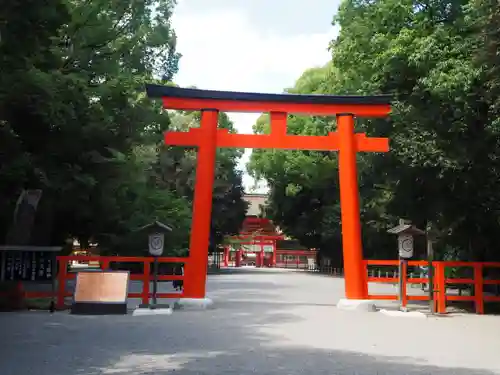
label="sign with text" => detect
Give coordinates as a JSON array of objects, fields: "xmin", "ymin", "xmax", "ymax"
[
  {"xmin": 148, "ymin": 233, "xmax": 164, "ymax": 256},
  {"xmin": 74, "ymin": 271, "xmax": 129, "ymax": 303},
  {"xmin": 0, "ymin": 247, "xmax": 60, "ymax": 282}
]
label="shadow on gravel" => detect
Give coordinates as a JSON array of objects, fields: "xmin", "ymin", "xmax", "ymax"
[
  {"xmin": 0, "ymin": 278, "xmax": 496, "ymax": 375},
  {"xmin": 0, "ymin": 313, "xmax": 494, "ymax": 375}
]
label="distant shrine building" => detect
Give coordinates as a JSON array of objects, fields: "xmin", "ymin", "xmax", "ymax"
[{"xmin": 222, "ymin": 193, "xmax": 317, "ymax": 268}]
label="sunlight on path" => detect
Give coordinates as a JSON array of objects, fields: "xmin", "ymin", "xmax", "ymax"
[{"xmin": 1, "ymin": 268, "xmax": 499, "ymax": 375}]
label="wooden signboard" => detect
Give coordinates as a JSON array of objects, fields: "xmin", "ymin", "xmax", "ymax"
[
  {"xmin": 71, "ymin": 271, "xmax": 130, "ymax": 315},
  {"xmin": 2, "ymin": 251, "xmax": 54, "ymax": 281},
  {"xmin": 0, "ymin": 246, "xmax": 61, "ymax": 283}
]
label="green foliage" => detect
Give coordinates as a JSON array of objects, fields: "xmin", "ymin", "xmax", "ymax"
[
  {"xmin": 156, "ymin": 111, "xmax": 248, "ymax": 253},
  {"xmin": 249, "ymin": 0, "xmax": 500, "ymax": 264},
  {"xmin": 0, "ymin": 0, "xmax": 246, "ymax": 256}
]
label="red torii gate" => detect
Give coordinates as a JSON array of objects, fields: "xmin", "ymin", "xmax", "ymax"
[
  {"xmin": 227, "ymin": 217, "xmax": 284, "ymax": 267},
  {"xmin": 146, "ymin": 84, "xmax": 392, "ymax": 301}
]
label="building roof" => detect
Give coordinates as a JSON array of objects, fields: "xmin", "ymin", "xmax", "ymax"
[
  {"xmin": 135, "ymin": 221, "xmax": 172, "ymax": 233},
  {"xmin": 243, "ymin": 194, "xmax": 268, "ymax": 216},
  {"xmin": 146, "ymin": 84, "xmax": 393, "ymax": 106},
  {"xmin": 240, "ymin": 217, "xmax": 281, "ymax": 237},
  {"xmin": 387, "ymin": 224, "xmax": 426, "ymax": 236}
]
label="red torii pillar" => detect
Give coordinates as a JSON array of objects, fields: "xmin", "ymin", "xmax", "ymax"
[
  {"xmin": 146, "ymin": 84, "xmax": 391, "ymax": 300},
  {"xmin": 223, "ymin": 246, "xmax": 229, "ymax": 267},
  {"xmin": 235, "ymin": 249, "xmax": 242, "ymax": 268},
  {"xmin": 271, "ymin": 241, "xmax": 277, "ymax": 267},
  {"xmin": 258, "ymin": 243, "xmax": 264, "ymax": 268}
]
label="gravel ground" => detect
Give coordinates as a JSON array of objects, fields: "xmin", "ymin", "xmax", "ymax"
[{"xmin": 1, "ymin": 268, "xmax": 499, "ymax": 375}]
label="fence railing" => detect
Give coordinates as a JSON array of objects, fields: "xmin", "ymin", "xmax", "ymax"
[
  {"xmin": 0, "ymin": 256, "xmax": 188, "ymax": 309},
  {"xmin": 4, "ymin": 257, "xmax": 500, "ymax": 314},
  {"xmin": 364, "ymin": 260, "xmax": 500, "ymax": 314},
  {"xmin": 295, "ymin": 265, "xmax": 345, "ymax": 274},
  {"xmin": 274, "ymin": 262, "xmax": 316, "ymax": 270},
  {"xmin": 297, "ymin": 261, "xmax": 500, "ymax": 314},
  {"xmin": 55, "ymin": 256, "xmax": 187, "ymax": 309}
]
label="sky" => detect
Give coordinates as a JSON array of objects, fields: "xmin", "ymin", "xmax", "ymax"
[{"xmin": 172, "ymin": 0, "xmax": 341, "ymax": 192}]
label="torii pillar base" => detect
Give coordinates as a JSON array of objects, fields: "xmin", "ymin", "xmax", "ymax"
[
  {"xmin": 173, "ymin": 298, "xmax": 215, "ymax": 311},
  {"xmin": 337, "ymin": 298, "xmax": 377, "ymax": 312}
]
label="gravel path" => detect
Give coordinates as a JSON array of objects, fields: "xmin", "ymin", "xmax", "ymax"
[{"xmin": 1, "ymin": 268, "xmax": 499, "ymax": 375}]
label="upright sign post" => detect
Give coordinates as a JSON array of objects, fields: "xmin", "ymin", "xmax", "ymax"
[
  {"xmin": 148, "ymin": 232, "xmax": 164, "ymax": 307},
  {"xmin": 398, "ymin": 231, "xmax": 413, "ymax": 312},
  {"xmin": 425, "ymin": 223, "xmax": 439, "ymax": 314},
  {"xmin": 134, "ymin": 221, "xmax": 172, "ymax": 310},
  {"xmin": 388, "ymin": 220, "xmax": 426, "ymax": 312}
]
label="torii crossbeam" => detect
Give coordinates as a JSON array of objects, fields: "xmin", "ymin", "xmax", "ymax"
[{"xmin": 146, "ymin": 84, "xmax": 392, "ymax": 301}]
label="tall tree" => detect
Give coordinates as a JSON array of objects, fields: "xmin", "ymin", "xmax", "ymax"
[
  {"xmin": 249, "ymin": 0, "xmax": 500, "ymax": 263},
  {"xmin": 0, "ymin": 0, "xmax": 189, "ymax": 253},
  {"xmin": 156, "ymin": 110, "xmax": 248, "ymax": 253}
]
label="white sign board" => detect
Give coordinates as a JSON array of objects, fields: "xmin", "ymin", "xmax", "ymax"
[
  {"xmin": 148, "ymin": 233, "xmax": 164, "ymax": 256},
  {"xmin": 398, "ymin": 234, "xmax": 414, "ymax": 258}
]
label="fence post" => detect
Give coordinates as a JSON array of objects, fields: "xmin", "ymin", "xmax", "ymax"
[
  {"xmin": 474, "ymin": 264, "xmax": 484, "ymax": 314},
  {"xmin": 56, "ymin": 258, "xmax": 68, "ymax": 309},
  {"xmin": 142, "ymin": 260, "xmax": 151, "ymax": 305},
  {"xmin": 101, "ymin": 258, "xmax": 110, "ymax": 270},
  {"xmin": 435, "ymin": 262, "xmax": 446, "ymax": 314},
  {"xmin": 363, "ymin": 261, "xmax": 369, "ymax": 293},
  {"xmin": 401, "ymin": 260, "xmax": 408, "ymax": 308}
]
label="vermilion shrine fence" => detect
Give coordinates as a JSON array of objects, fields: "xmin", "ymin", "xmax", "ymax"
[
  {"xmin": 146, "ymin": 84, "xmax": 392, "ymax": 300},
  {"xmin": 5, "ymin": 256, "xmax": 500, "ymax": 314},
  {"xmin": 365, "ymin": 260, "xmax": 500, "ymax": 314},
  {"xmin": 56, "ymin": 256, "xmax": 185, "ymax": 308}
]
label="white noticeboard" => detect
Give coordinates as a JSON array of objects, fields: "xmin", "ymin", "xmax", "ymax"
[
  {"xmin": 398, "ymin": 234, "xmax": 414, "ymax": 259},
  {"xmin": 148, "ymin": 233, "xmax": 164, "ymax": 256}
]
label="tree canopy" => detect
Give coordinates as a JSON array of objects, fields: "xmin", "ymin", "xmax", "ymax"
[
  {"xmin": 249, "ymin": 0, "xmax": 500, "ymax": 265},
  {"xmin": 0, "ymin": 0, "xmax": 247, "ymax": 256},
  {"xmin": 3, "ymin": 0, "xmax": 499, "ymax": 263}
]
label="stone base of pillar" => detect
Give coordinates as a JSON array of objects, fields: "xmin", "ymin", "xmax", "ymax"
[
  {"xmin": 133, "ymin": 304, "xmax": 173, "ymax": 316},
  {"xmin": 337, "ymin": 298, "xmax": 377, "ymax": 312},
  {"xmin": 173, "ymin": 297, "xmax": 214, "ymax": 311}
]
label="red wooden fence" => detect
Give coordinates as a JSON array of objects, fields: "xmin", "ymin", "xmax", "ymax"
[
  {"xmin": 365, "ymin": 260, "xmax": 500, "ymax": 314},
  {"xmin": 4, "ymin": 256, "xmax": 500, "ymax": 314},
  {"xmin": 55, "ymin": 256, "xmax": 187, "ymax": 309},
  {"xmin": 0, "ymin": 256, "xmax": 187, "ymax": 309}
]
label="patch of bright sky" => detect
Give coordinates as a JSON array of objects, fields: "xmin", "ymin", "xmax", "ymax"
[{"xmin": 172, "ymin": 0, "xmax": 341, "ymax": 192}]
